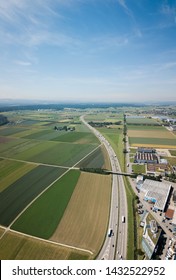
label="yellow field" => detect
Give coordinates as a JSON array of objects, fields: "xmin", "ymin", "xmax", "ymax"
[
  {"xmin": 51, "ymin": 172, "xmax": 112, "ymax": 256},
  {"xmin": 0, "ymin": 163, "xmax": 37, "ymax": 192},
  {"xmin": 12, "ymin": 129, "xmax": 38, "ymax": 138},
  {"xmin": 0, "ymin": 227, "xmax": 5, "ymax": 237},
  {"xmin": 130, "ymin": 143, "xmax": 176, "ymax": 149},
  {"xmin": 128, "ymin": 130, "xmax": 175, "ymax": 139},
  {"xmin": 59, "ymin": 119, "xmax": 71, "ymax": 123},
  {"xmin": 0, "ymin": 231, "xmax": 90, "ymax": 260}
]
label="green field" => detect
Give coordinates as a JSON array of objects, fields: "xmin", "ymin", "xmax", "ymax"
[
  {"xmin": 127, "ymin": 125, "xmax": 165, "ymax": 131},
  {"xmin": 0, "ymin": 135, "xmax": 98, "ymax": 167},
  {"xmin": 163, "ymin": 156, "xmax": 176, "ymax": 166},
  {"xmin": 0, "ymin": 166, "xmax": 66, "ymax": 226},
  {"xmin": 51, "ymin": 131, "xmax": 99, "ymax": 144},
  {"xmin": 13, "ymin": 141, "xmax": 98, "ymax": 166},
  {"xmin": 132, "ymin": 164, "xmax": 146, "ymax": 174},
  {"xmin": 0, "ymin": 127, "xmax": 28, "ymax": 136},
  {"xmin": 0, "ymin": 159, "xmax": 36, "ymax": 192},
  {"xmin": 126, "ymin": 117, "xmax": 159, "ymax": 124},
  {"xmin": 76, "ymin": 146, "xmax": 105, "ymax": 168},
  {"xmin": 97, "ymin": 127, "xmax": 124, "ymax": 167},
  {"xmin": 12, "ymin": 170, "xmax": 80, "ymax": 239},
  {"xmin": 0, "ymin": 138, "xmax": 39, "ymax": 156},
  {"xmin": 129, "ymin": 137, "xmax": 176, "ymax": 146},
  {"xmin": 0, "ymin": 108, "xmax": 130, "ymax": 259},
  {"xmin": 169, "ymin": 150, "xmax": 176, "ymax": 156},
  {"xmin": 21, "ymin": 129, "xmax": 57, "ymax": 140}
]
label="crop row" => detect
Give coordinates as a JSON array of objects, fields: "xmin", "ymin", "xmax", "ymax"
[
  {"xmin": 0, "ymin": 166, "xmax": 65, "ymax": 226},
  {"xmin": 12, "ymin": 170, "xmax": 80, "ymax": 239}
]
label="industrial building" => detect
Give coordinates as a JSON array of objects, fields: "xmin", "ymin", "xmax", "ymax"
[
  {"xmin": 172, "ymin": 209, "xmax": 176, "ymax": 232},
  {"xmin": 136, "ymin": 175, "xmax": 144, "ymax": 189},
  {"xmin": 170, "ymin": 125, "xmax": 176, "ymax": 131},
  {"xmin": 138, "ymin": 147, "xmax": 156, "ymax": 153},
  {"xmin": 165, "ymin": 208, "xmax": 174, "ymax": 220},
  {"xmin": 140, "ymin": 179, "xmax": 172, "ymax": 211},
  {"xmin": 135, "ymin": 152, "xmax": 158, "ymax": 164},
  {"xmin": 173, "ymin": 190, "xmax": 176, "ymax": 206},
  {"xmin": 141, "ymin": 213, "xmax": 162, "ymax": 259},
  {"xmin": 147, "ymin": 163, "xmax": 169, "ymax": 175},
  {"xmin": 134, "ymin": 147, "xmax": 158, "ymax": 164}
]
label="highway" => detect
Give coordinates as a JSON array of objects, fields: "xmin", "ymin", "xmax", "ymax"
[{"xmin": 80, "ymin": 116, "xmax": 128, "ymax": 260}]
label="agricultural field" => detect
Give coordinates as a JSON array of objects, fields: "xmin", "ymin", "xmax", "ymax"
[
  {"xmin": 162, "ymin": 156, "xmax": 176, "ymax": 166},
  {"xmin": 0, "ymin": 165, "xmax": 66, "ymax": 226},
  {"xmin": 51, "ymin": 131, "xmax": 99, "ymax": 144},
  {"xmin": 76, "ymin": 145, "xmax": 111, "ymax": 169},
  {"xmin": 0, "ymin": 137, "xmax": 98, "ymax": 167},
  {"xmin": 51, "ymin": 172, "xmax": 111, "ymax": 255},
  {"xmin": 14, "ymin": 142, "xmax": 98, "ymax": 166},
  {"xmin": 84, "ymin": 113, "xmax": 110, "ymax": 121},
  {"xmin": 128, "ymin": 124, "xmax": 176, "ymax": 149},
  {"xmin": 0, "ymin": 231, "xmax": 90, "ymax": 260},
  {"xmin": 129, "ymin": 137, "xmax": 176, "ymax": 148},
  {"xmin": 0, "ymin": 138, "xmax": 39, "ymax": 156},
  {"xmin": 0, "ymin": 159, "xmax": 36, "ymax": 192},
  {"xmin": 128, "ymin": 128, "xmax": 175, "ymax": 139},
  {"xmin": 0, "ymin": 108, "xmax": 117, "ymax": 259},
  {"xmin": 169, "ymin": 150, "xmax": 176, "ymax": 156},
  {"xmin": 127, "ymin": 125, "xmax": 167, "ymax": 131},
  {"xmin": 126, "ymin": 117, "xmax": 159, "ymax": 125},
  {"xmin": 12, "ymin": 170, "xmax": 80, "ymax": 239},
  {"xmin": 0, "ymin": 127, "xmax": 27, "ymax": 136},
  {"xmin": 0, "ymin": 227, "xmax": 5, "ymax": 237}
]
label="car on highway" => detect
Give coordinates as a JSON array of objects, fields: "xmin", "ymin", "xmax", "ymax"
[{"xmin": 108, "ymin": 228, "xmax": 113, "ymax": 237}]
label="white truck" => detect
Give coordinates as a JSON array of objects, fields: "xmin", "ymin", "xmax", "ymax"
[{"xmin": 108, "ymin": 228, "xmax": 113, "ymax": 237}]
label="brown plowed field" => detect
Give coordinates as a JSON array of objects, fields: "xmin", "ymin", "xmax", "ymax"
[{"xmin": 50, "ymin": 172, "xmax": 111, "ymax": 255}]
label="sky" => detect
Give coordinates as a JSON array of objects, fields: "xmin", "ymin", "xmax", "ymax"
[{"xmin": 0, "ymin": 0, "xmax": 176, "ymax": 103}]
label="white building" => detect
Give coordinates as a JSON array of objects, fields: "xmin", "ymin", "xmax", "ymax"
[{"xmin": 140, "ymin": 179, "xmax": 172, "ymax": 211}]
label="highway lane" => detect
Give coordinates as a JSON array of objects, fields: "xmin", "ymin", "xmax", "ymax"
[{"xmin": 80, "ymin": 115, "xmax": 128, "ymax": 260}]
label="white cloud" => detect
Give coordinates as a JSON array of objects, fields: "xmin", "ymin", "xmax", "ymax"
[
  {"xmin": 0, "ymin": 0, "xmax": 82, "ymax": 51},
  {"xmin": 160, "ymin": 1, "xmax": 176, "ymax": 24},
  {"xmin": 117, "ymin": 0, "xmax": 142, "ymax": 37},
  {"xmin": 117, "ymin": 0, "xmax": 133, "ymax": 18},
  {"xmin": 14, "ymin": 60, "xmax": 32, "ymax": 66},
  {"xmin": 0, "ymin": 0, "xmax": 26, "ymax": 21}
]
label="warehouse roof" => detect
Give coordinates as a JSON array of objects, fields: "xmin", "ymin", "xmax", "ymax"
[
  {"xmin": 165, "ymin": 208, "xmax": 174, "ymax": 219},
  {"xmin": 141, "ymin": 179, "xmax": 172, "ymax": 211}
]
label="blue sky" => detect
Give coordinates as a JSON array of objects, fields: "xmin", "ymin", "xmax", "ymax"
[{"xmin": 0, "ymin": 0, "xmax": 176, "ymax": 103}]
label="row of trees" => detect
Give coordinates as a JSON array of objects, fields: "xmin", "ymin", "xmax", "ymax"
[
  {"xmin": 54, "ymin": 126, "xmax": 75, "ymax": 131},
  {"xmin": 88, "ymin": 121, "xmax": 121, "ymax": 127}
]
